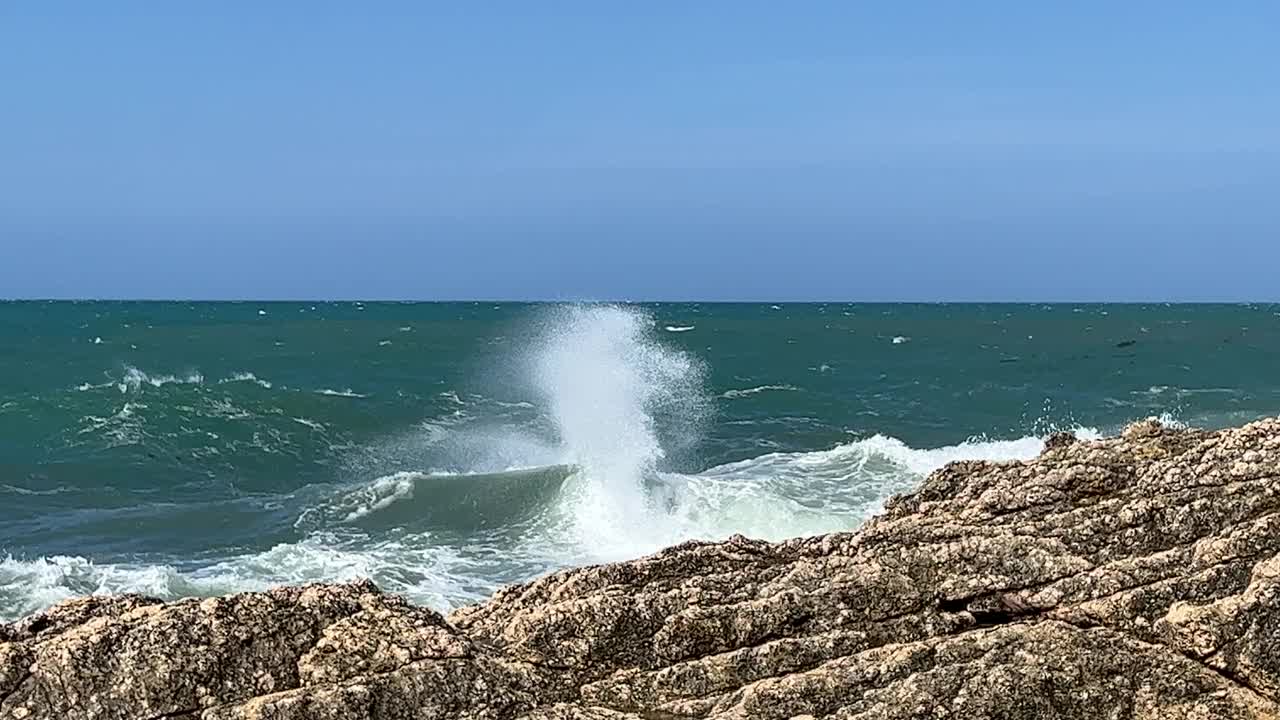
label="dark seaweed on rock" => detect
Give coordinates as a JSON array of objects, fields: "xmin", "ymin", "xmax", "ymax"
[{"xmin": 7, "ymin": 417, "xmax": 1280, "ymax": 719}]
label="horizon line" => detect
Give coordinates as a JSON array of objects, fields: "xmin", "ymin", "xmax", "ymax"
[{"xmin": 3, "ymin": 298, "xmax": 1278, "ymax": 305}]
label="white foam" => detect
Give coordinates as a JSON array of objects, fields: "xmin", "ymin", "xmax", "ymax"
[
  {"xmin": 492, "ymin": 400, "xmax": 536, "ymax": 409},
  {"xmin": 0, "ymin": 538, "xmax": 497, "ymax": 622},
  {"xmin": 332, "ymin": 472, "xmax": 417, "ymax": 524},
  {"xmin": 665, "ymin": 325, "xmax": 695, "ymax": 333},
  {"xmin": 204, "ymin": 398, "xmax": 251, "ymax": 420},
  {"xmin": 892, "ymin": 336, "xmax": 910, "ymax": 345},
  {"xmin": 0, "ymin": 484, "xmax": 72, "ymax": 496},
  {"xmin": 292, "ymin": 417, "xmax": 326, "ymax": 431},
  {"xmin": 1155, "ymin": 412, "xmax": 1188, "ymax": 430},
  {"xmin": 721, "ymin": 384, "xmax": 798, "ymax": 399},
  {"xmin": 645, "ymin": 430, "xmax": 1088, "ymax": 544},
  {"xmin": 316, "ymin": 389, "xmax": 368, "ymax": 399},
  {"xmin": 220, "ymin": 372, "xmax": 273, "ymax": 389},
  {"xmin": 0, "ymin": 555, "xmax": 185, "ymax": 622},
  {"xmin": 117, "ymin": 367, "xmax": 204, "ymax": 394},
  {"xmin": 77, "ymin": 402, "xmax": 146, "ymax": 447}
]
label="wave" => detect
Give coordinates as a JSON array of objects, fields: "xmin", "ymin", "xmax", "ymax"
[
  {"xmin": 1142, "ymin": 386, "xmax": 1240, "ymax": 396},
  {"xmin": 605, "ymin": 427, "xmax": 1097, "ymax": 558},
  {"xmin": 0, "ymin": 538, "xmax": 502, "ymax": 623},
  {"xmin": 296, "ymin": 465, "xmax": 577, "ymax": 533},
  {"xmin": 721, "ymin": 384, "xmax": 799, "ymax": 399},
  {"xmin": 0, "ymin": 484, "xmax": 75, "ymax": 496},
  {"xmin": 664, "ymin": 325, "xmax": 695, "ymax": 333},
  {"xmin": 117, "ymin": 367, "xmax": 204, "ymax": 393},
  {"xmin": 219, "ymin": 372, "xmax": 273, "ymax": 389},
  {"xmin": 77, "ymin": 403, "xmax": 146, "ymax": 447},
  {"xmin": 0, "ymin": 555, "xmax": 185, "ymax": 622},
  {"xmin": 292, "ymin": 417, "xmax": 326, "ymax": 432},
  {"xmin": 77, "ymin": 369, "xmax": 276, "ymax": 395},
  {"xmin": 316, "ymin": 389, "xmax": 368, "ymax": 399},
  {"xmin": 291, "ymin": 418, "xmax": 1100, "ymax": 577}
]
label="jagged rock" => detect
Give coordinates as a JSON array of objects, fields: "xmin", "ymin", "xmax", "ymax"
[
  {"xmin": 6, "ymin": 418, "xmax": 1280, "ymax": 719},
  {"xmin": 1042, "ymin": 430, "xmax": 1078, "ymax": 451}
]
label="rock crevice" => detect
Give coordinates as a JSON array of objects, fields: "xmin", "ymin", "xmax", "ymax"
[{"xmin": 7, "ymin": 418, "xmax": 1280, "ymax": 718}]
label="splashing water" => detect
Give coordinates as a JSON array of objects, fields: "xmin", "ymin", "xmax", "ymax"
[{"xmin": 529, "ymin": 305, "xmax": 708, "ymax": 558}]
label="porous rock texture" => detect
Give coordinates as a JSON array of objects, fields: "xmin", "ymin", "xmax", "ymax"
[{"xmin": 6, "ymin": 418, "xmax": 1280, "ymax": 719}]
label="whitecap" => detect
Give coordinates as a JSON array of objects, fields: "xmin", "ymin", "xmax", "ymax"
[
  {"xmin": 116, "ymin": 367, "xmax": 204, "ymax": 394},
  {"xmin": 721, "ymin": 384, "xmax": 799, "ymax": 399},
  {"xmin": 1, "ymin": 485, "xmax": 73, "ymax": 496},
  {"xmin": 316, "ymin": 389, "xmax": 367, "ymax": 399},
  {"xmin": 219, "ymin": 372, "xmax": 273, "ymax": 389}
]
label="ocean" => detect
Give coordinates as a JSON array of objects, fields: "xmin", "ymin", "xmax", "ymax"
[{"xmin": 2, "ymin": 301, "xmax": 1278, "ymax": 622}]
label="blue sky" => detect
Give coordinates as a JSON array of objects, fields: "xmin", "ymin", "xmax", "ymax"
[{"xmin": 2, "ymin": 3, "xmax": 1277, "ymax": 300}]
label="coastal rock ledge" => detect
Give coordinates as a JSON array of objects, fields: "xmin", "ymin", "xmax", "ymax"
[{"xmin": 7, "ymin": 419, "xmax": 1280, "ymax": 719}]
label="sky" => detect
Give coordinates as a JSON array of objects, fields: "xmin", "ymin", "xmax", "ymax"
[{"xmin": 1, "ymin": 3, "xmax": 1278, "ymax": 301}]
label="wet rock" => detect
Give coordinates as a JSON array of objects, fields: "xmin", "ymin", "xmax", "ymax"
[
  {"xmin": 1042, "ymin": 430, "xmax": 1078, "ymax": 451},
  {"xmin": 7, "ymin": 419, "xmax": 1280, "ymax": 718}
]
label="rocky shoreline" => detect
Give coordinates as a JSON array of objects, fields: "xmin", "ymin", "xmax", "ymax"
[{"xmin": 5, "ymin": 417, "xmax": 1280, "ymax": 719}]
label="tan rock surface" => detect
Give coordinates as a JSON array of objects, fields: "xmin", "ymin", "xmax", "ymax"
[{"xmin": 6, "ymin": 418, "xmax": 1280, "ymax": 719}]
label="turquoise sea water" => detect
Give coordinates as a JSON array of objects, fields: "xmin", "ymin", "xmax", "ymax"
[{"xmin": 2, "ymin": 301, "xmax": 1278, "ymax": 621}]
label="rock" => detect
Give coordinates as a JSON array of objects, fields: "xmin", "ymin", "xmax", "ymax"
[
  {"xmin": 7, "ymin": 418, "xmax": 1280, "ymax": 718},
  {"xmin": 1042, "ymin": 430, "xmax": 1078, "ymax": 451}
]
